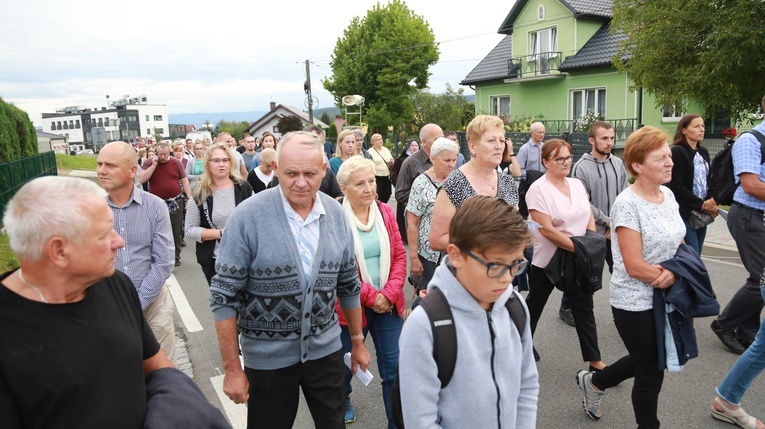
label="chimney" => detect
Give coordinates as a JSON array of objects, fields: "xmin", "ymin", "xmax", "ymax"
[{"xmin": 270, "ymin": 101, "xmax": 276, "ymax": 112}]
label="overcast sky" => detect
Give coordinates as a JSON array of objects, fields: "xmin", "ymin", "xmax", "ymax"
[{"xmin": 0, "ymin": 0, "xmax": 514, "ymax": 126}]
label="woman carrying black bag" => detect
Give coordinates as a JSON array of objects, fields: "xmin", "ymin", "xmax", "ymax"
[{"xmin": 185, "ymin": 143, "xmax": 253, "ymax": 285}]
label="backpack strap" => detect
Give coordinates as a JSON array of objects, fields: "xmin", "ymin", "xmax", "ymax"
[
  {"xmin": 745, "ymin": 129, "xmax": 765, "ymax": 163},
  {"xmin": 419, "ymin": 287, "xmax": 457, "ymax": 388},
  {"xmin": 504, "ymin": 291, "xmax": 527, "ymax": 339}
]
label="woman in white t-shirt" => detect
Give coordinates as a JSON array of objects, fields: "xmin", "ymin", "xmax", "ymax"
[
  {"xmin": 525, "ymin": 139, "xmax": 605, "ymax": 372},
  {"xmin": 575, "ymin": 126, "xmax": 684, "ymax": 428},
  {"xmin": 368, "ymin": 133, "xmax": 394, "ymax": 203}
]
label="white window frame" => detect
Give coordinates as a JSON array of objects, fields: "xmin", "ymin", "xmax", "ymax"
[
  {"xmin": 491, "ymin": 95, "xmax": 511, "ymax": 117},
  {"xmin": 529, "ymin": 27, "xmax": 558, "ymax": 74},
  {"xmin": 571, "ymin": 88, "xmax": 607, "ymax": 120},
  {"xmin": 661, "ymin": 102, "xmax": 686, "ymax": 122}
]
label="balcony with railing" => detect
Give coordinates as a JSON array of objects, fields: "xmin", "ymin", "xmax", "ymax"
[{"xmin": 506, "ymin": 52, "xmax": 564, "ymax": 80}]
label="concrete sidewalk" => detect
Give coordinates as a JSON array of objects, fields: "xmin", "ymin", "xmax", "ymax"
[{"xmin": 701, "ymin": 214, "xmax": 741, "ymax": 262}]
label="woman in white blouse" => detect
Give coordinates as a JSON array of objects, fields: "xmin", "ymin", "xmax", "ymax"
[{"xmin": 575, "ymin": 126, "xmax": 684, "ymax": 428}]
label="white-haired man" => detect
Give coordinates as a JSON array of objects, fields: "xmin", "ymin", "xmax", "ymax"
[
  {"xmin": 210, "ymin": 131, "xmax": 370, "ymax": 428},
  {"xmin": 0, "ymin": 177, "xmax": 177, "ymax": 427}
]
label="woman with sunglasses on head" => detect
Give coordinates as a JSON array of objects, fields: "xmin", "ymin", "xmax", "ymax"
[{"xmin": 524, "ymin": 139, "xmax": 607, "ymax": 373}]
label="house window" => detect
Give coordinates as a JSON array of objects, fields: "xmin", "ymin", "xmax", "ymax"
[
  {"xmin": 153, "ymin": 115, "xmax": 163, "ymax": 121},
  {"xmin": 147, "ymin": 129, "xmax": 151, "ymax": 135},
  {"xmin": 75, "ymin": 120, "xmax": 80, "ymax": 129},
  {"xmin": 104, "ymin": 118, "xmax": 110, "ymax": 126},
  {"xmin": 662, "ymin": 102, "xmax": 685, "ymax": 121},
  {"xmin": 50, "ymin": 123, "xmax": 55, "ymax": 131},
  {"xmin": 154, "ymin": 128, "xmax": 163, "ymax": 136},
  {"xmin": 571, "ymin": 88, "xmax": 607, "ymax": 120},
  {"xmin": 529, "ymin": 27, "xmax": 557, "ymax": 74},
  {"xmin": 97, "ymin": 118, "xmax": 103, "ymax": 127},
  {"xmin": 538, "ymin": 6, "xmax": 545, "ymax": 20},
  {"xmin": 63, "ymin": 121, "xmax": 68, "ymax": 130},
  {"xmin": 491, "ymin": 96, "xmax": 511, "ymax": 117},
  {"xmin": 146, "ymin": 115, "xmax": 150, "ymax": 121},
  {"xmin": 57, "ymin": 121, "xmax": 62, "ymax": 130}
]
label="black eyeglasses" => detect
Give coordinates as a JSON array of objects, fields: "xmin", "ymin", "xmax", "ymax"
[
  {"xmin": 461, "ymin": 248, "xmax": 528, "ymax": 278},
  {"xmin": 552, "ymin": 156, "xmax": 573, "ymax": 165}
]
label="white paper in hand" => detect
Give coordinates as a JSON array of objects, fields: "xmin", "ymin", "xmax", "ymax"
[{"xmin": 344, "ymin": 352, "xmax": 374, "ymax": 386}]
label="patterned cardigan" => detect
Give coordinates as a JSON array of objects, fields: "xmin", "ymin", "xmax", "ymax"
[{"xmin": 210, "ymin": 187, "xmax": 361, "ymax": 370}]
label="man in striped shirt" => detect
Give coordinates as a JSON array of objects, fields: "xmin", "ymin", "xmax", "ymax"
[{"xmin": 98, "ymin": 141, "xmax": 177, "ymax": 362}]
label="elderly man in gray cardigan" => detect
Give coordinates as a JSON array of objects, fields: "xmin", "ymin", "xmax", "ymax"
[{"xmin": 210, "ymin": 131, "xmax": 370, "ymax": 429}]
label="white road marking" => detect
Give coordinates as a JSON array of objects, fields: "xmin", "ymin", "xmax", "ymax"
[
  {"xmin": 210, "ymin": 374, "xmax": 247, "ymax": 429},
  {"xmin": 166, "ymin": 273, "xmax": 204, "ymax": 332}
]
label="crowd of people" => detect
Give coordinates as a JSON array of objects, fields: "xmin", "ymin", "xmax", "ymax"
[{"xmin": 2, "ymin": 97, "xmax": 765, "ymax": 429}]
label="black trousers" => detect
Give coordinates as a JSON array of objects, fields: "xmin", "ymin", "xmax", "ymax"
[
  {"xmin": 591, "ymin": 308, "xmax": 664, "ymax": 429},
  {"xmin": 526, "ymin": 264, "xmax": 602, "ymax": 362},
  {"xmin": 719, "ymin": 203, "xmax": 765, "ymax": 339},
  {"xmin": 244, "ymin": 349, "xmax": 345, "ymax": 429},
  {"xmin": 376, "ymin": 175, "xmax": 392, "ymax": 204}
]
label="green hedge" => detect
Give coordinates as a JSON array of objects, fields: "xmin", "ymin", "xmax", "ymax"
[{"xmin": 0, "ymin": 97, "xmax": 37, "ymax": 163}]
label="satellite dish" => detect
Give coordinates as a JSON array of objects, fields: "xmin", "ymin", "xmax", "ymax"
[{"xmin": 342, "ymin": 95, "xmax": 364, "ymax": 106}]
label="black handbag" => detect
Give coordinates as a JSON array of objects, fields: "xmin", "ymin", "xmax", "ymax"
[{"xmin": 689, "ymin": 209, "xmax": 714, "ymax": 230}]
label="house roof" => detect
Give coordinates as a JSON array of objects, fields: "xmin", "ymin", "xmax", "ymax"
[
  {"xmin": 498, "ymin": 0, "xmax": 612, "ymax": 34},
  {"xmin": 558, "ymin": 22, "xmax": 628, "ymax": 71},
  {"xmin": 36, "ymin": 130, "xmax": 67, "ymax": 139},
  {"xmin": 245, "ymin": 104, "xmax": 329, "ymax": 135},
  {"xmin": 460, "ymin": 35, "xmax": 514, "ymax": 86}
]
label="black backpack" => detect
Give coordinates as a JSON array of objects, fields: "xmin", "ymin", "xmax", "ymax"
[
  {"xmin": 708, "ymin": 130, "xmax": 765, "ymax": 206},
  {"xmin": 390, "ymin": 287, "xmax": 527, "ymax": 429}
]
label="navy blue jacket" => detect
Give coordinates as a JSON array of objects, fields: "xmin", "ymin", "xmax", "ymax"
[{"xmin": 654, "ymin": 244, "xmax": 719, "ymax": 370}]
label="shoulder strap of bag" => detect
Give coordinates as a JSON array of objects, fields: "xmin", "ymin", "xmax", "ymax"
[
  {"xmin": 419, "ymin": 287, "xmax": 457, "ymax": 388},
  {"xmin": 505, "ymin": 291, "xmax": 527, "ymax": 339},
  {"xmin": 421, "ymin": 286, "xmax": 526, "ymax": 388},
  {"xmin": 744, "ymin": 129, "xmax": 765, "ymax": 163}
]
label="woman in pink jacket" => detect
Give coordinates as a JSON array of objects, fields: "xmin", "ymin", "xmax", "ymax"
[{"xmin": 335, "ymin": 156, "xmax": 407, "ymax": 427}]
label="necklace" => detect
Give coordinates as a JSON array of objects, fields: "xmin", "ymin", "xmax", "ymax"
[
  {"xmin": 470, "ymin": 162, "xmax": 496, "ymax": 190},
  {"xmin": 18, "ymin": 269, "xmax": 48, "ymax": 303}
]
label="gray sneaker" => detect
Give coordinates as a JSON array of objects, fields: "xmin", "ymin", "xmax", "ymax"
[{"xmin": 576, "ymin": 370, "xmax": 605, "ymax": 420}]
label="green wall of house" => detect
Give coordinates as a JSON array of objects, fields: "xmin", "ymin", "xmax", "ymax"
[
  {"xmin": 472, "ymin": 0, "xmax": 710, "ymax": 130},
  {"xmin": 476, "ymin": 69, "xmax": 636, "ymax": 121}
]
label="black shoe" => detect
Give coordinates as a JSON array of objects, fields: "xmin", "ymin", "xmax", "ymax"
[
  {"xmin": 533, "ymin": 347, "xmax": 540, "ymax": 361},
  {"xmin": 736, "ymin": 330, "xmax": 755, "ymax": 350},
  {"xmin": 175, "ymin": 260, "xmax": 181, "ymax": 267},
  {"xmin": 711, "ymin": 319, "xmax": 745, "ymax": 354},
  {"xmin": 559, "ymin": 306, "xmax": 576, "ymax": 327},
  {"xmin": 181, "ymin": 240, "xmax": 186, "ymax": 247}
]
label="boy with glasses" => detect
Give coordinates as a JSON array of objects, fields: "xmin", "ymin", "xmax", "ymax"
[{"xmin": 398, "ymin": 196, "xmax": 539, "ymax": 429}]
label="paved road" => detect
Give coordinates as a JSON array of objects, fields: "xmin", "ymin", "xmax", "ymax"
[{"xmin": 169, "ymin": 215, "xmax": 763, "ymax": 429}]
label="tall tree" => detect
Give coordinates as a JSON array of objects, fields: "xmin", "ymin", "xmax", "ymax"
[
  {"xmin": 612, "ymin": 0, "xmax": 765, "ymax": 121},
  {"xmin": 323, "ymin": 0, "xmax": 438, "ymax": 134}
]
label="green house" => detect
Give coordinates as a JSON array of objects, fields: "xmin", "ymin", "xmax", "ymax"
[{"xmin": 461, "ymin": 0, "xmax": 709, "ymax": 142}]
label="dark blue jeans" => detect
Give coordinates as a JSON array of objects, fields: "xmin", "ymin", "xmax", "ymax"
[
  {"xmin": 341, "ymin": 307, "xmax": 403, "ymax": 429},
  {"xmin": 683, "ymin": 217, "xmax": 707, "ymax": 255}
]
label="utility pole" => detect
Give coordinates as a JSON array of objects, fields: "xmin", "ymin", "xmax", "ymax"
[{"xmin": 304, "ymin": 60, "xmax": 314, "ymax": 124}]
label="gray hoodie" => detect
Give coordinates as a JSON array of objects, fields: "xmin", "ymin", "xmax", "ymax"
[
  {"xmin": 398, "ymin": 258, "xmax": 539, "ymax": 429},
  {"xmin": 572, "ymin": 152, "xmax": 629, "ymax": 235}
]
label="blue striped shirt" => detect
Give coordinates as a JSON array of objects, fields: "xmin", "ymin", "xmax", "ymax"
[
  {"xmin": 733, "ymin": 121, "xmax": 765, "ymax": 209},
  {"xmin": 107, "ymin": 187, "xmax": 175, "ymax": 310}
]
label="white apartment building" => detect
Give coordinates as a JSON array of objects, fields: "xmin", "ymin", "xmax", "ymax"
[{"xmin": 41, "ymin": 94, "xmax": 169, "ymax": 150}]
